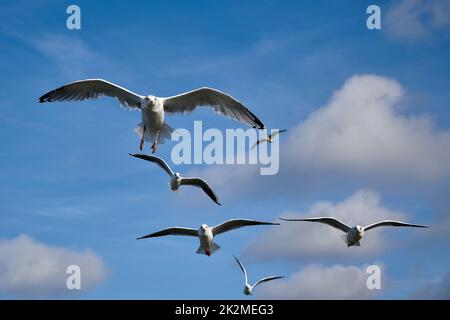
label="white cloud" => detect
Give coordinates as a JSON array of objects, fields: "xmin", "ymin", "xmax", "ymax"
[
  {"xmin": 255, "ymin": 264, "xmax": 382, "ymax": 300},
  {"xmin": 286, "ymin": 74, "xmax": 450, "ymax": 183},
  {"xmin": 191, "ymin": 74, "xmax": 450, "ymax": 203},
  {"xmin": 244, "ymin": 190, "xmax": 411, "ymax": 260},
  {"xmin": 386, "ymin": 0, "xmax": 450, "ymax": 40},
  {"xmin": 0, "ymin": 235, "xmax": 107, "ymax": 297}
]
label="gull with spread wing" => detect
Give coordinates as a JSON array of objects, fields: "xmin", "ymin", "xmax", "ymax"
[
  {"xmin": 39, "ymin": 79, "xmax": 265, "ymax": 153},
  {"xmin": 251, "ymin": 129, "xmax": 287, "ymax": 149},
  {"xmin": 280, "ymin": 217, "xmax": 428, "ymax": 247},
  {"xmin": 137, "ymin": 219, "xmax": 279, "ymax": 256},
  {"xmin": 129, "ymin": 153, "xmax": 220, "ymax": 205},
  {"xmin": 233, "ymin": 254, "xmax": 284, "ymax": 295}
]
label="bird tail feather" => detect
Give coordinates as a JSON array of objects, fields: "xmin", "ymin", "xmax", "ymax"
[
  {"xmin": 134, "ymin": 122, "xmax": 145, "ymax": 139},
  {"xmin": 196, "ymin": 245, "xmax": 207, "ymax": 255},
  {"xmin": 212, "ymin": 242, "xmax": 221, "ymax": 253},
  {"xmin": 159, "ymin": 122, "xmax": 174, "ymax": 144},
  {"xmin": 134, "ymin": 122, "xmax": 174, "ymax": 145},
  {"xmin": 340, "ymin": 234, "xmax": 349, "ymax": 245},
  {"xmin": 195, "ymin": 242, "xmax": 221, "ymax": 256}
]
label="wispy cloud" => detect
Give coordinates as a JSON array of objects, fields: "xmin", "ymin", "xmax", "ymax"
[{"xmin": 31, "ymin": 34, "xmax": 108, "ymax": 78}]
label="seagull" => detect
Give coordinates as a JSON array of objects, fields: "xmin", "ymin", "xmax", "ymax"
[
  {"xmin": 279, "ymin": 217, "xmax": 428, "ymax": 247},
  {"xmin": 129, "ymin": 153, "xmax": 220, "ymax": 205},
  {"xmin": 39, "ymin": 79, "xmax": 265, "ymax": 153},
  {"xmin": 233, "ymin": 254, "xmax": 284, "ymax": 295},
  {"xmin": 251, "ymin": 129, "xmax": 287, "ymax": 149},
  {"xmin": 137, "ymin": 219, "xmax": 279, "ymax": 256}
]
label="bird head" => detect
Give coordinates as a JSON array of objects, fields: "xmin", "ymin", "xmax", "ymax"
[
  {"xmin": 355, "ymin": 225, "xmax": 364, "ymax": 235},
  {"xmin": 142, "ymin": 95, "xmax": 156, "ymax": 107},
  {"xmin": 200, "ymin": 224, "xmax": 209, "ymax": 230}
]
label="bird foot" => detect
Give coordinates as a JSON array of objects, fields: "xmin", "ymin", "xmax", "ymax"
[
  {"xmin": 139, "ymin": 139, "xmax": 144, "ymax": 151},
  {"xmin": 151, "ymin": 143, "xmax": 157, "ymax": 154}
]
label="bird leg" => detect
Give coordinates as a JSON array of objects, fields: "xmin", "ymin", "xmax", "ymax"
[
  {"xmin": 139, "ymin": 126, "xmax": 146, "ymax": 151},
  {"xmin": 151, "ymin": 129, "xmax": 160, "ymax": 154}
]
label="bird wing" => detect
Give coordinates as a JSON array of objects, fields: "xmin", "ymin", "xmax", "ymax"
[
  {"xmin": 129, "ymin": 153, "xmax": 174, "ymax": 176},
  {"xmin": 233, "ymin": 254, "xmax": 248, "ymax": 285},
  {"xmin": 363, "ymin": 220, "xmax": 428, "ymax": 232},
  {"xmin": 212, "ymin": 219, "xmax": 279, "ymax": 236},
  {"xmin": 268, "ymin": 129, "xmax": 288, "ymax": 139},
  {"xmin": 253, "ymin": 276, "xmax": 285, "ymax": 289},
  {"xmin": 162, "ymin": 87, "xmax": 265, "ymax": 129},
  {"xmin": 279, "ymin": 217, "xmax": 352, "ymax": 233},
  {"xmin": 137, "ymin": 227, "xmax": 197, "ymax": 239},
  {"xmin": 251, "ymin": 139, "xmax": 267, "ymax": 150},
  {"xmin": 39, "ymin": 79, "xmax": 144, "ymax": 109},
  {"xmin": 179, "ymin": 177, "xmax": 221, "ymax": 205}
]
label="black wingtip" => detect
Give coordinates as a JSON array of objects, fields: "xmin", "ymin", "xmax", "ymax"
[
  {"xmin": 39, "ymin": 92, "xmax": 51, "ymax": 103},
  {"xmin": 253, "ymin": 124, "xmax": 265, "ymax": 129},
  {"xmin": 129, "ymin": 153, "xmax": 141, "ymax": 158},
  {"xmin": 252, "ymin": 114, "xmax": 265, "ymax": 129}
]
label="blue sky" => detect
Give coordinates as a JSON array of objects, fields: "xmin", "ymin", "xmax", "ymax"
[{"xmin": 1, "ymin": 0, "xmax": 450, "ymax": 299}]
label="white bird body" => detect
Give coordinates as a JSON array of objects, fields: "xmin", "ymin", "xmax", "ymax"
[
  {"xmin": 135, "ymin": 95, "xmax": 169, "ymax": 152},
  {"xmin": 280, "ymin": 217, "xmax": 427, "ymax": 247},
  {"xmin": 141, "ymin": 96, "xmax": 165, "ymax": 133},
  {"xmin": 344, "ymin": 226, "xmax": 364, "ymax": 246},
  {"xmin": 39, "ymin": 79, "xmax": 265, "ymax": 153},
  {"xmin": 197, "ymin": 225, "xmax": 215, "ymax": 256},
  {"xmin": 137, "ymin": 219, "xmax": 279, "ymax": 256},
  {"xmin": 130, "ymin": 153, "xmax": 221, "ymax": 205},
  {"xmin": 243, "ymin": 284, "xmax": 252, "ymax": 295},
  {"xmin": 170, "ymin": 173, "xmax": 182, "ymax": 191}
]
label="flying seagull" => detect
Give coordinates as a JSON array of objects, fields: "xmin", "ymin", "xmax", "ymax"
[
  {"xmin": 39, "ymin": 79, "xmax": 265, "ymax": 153},
  {"xmin": 251, "ymin": 129, "xmax": 287, "ymax": 149},
  {"xmin": 129, "ymin": 153, "xmax": 220, "ymax": 205},
  {"xmin": 233, "ymin": 254, "xmax": 284, "ymax": 295},
  {"xmin": 280, "ymin": 217, "xmax": 428, "ymax": 247},
  {"xmin": 137, "ymin": 219, "xmax": 279, "ymax": 256}
]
